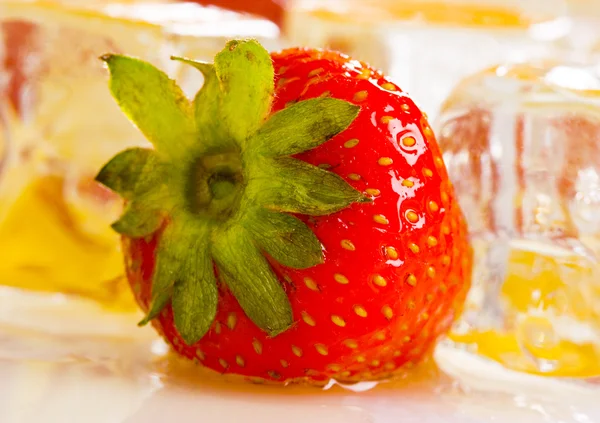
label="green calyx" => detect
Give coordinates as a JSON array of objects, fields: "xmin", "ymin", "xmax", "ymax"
[{"xmin": 96, "ymin": 39, "xmax": 367, "ymax": 345}]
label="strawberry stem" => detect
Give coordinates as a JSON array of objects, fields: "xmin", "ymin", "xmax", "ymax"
[{"xmin": 187, "ymin": 152, "xmax": 243, "ymax": 219}]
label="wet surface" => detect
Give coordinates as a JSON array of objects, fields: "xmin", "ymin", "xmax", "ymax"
[{"xmin": 0, "ymin": 288, "xmax": 598, "ymax": 423}]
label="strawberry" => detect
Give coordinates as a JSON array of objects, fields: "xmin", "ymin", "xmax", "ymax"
[{"xmin": 96, "ymin": 40, "xmax": 472, "ymax": 384}]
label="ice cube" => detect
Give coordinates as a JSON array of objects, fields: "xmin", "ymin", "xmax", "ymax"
[
  {"xmin": 284, "ymin": 0, "xmax": 569, "ymax": 119},
  {"xmin": 558, "ymin": 0, "xmax": 600, "ymax": 59},
  {"xmin": 1, "ymin": 1, "xmax": 280, "ymax": 173},
  {"xmin": 0, "ymin": 1, "xmax": 280, "ymax": 307},
  {"xmin": 436, "ymin": 61, "xmax": 600, "ymax": 379}
]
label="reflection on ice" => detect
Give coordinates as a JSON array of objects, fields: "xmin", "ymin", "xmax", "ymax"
[{"xmin": 437, "ymin": 62, "xmax": 600, "ymax": 378}]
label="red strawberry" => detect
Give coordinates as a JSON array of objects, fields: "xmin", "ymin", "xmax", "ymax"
[{"xmin": 97, "ymin": 40, "xmax": 472, "ymax": 384}]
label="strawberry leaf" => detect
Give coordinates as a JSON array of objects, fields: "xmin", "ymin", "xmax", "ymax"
[
  {"xmin": 171, "ymin": 57, "xmax": 236, "ymax": 152},
  {"xmin": 139, "ymin": 222, "xmax": 187, "ymax": 325},
  {"xmin": 111, "ymin": 203, "xmax": 164, "ymax": 238},
  {"xmin": 172, "ymin": 226, "xmax": 218, "ymax": 345},
  {"xmin": 96, "ymin": 148, "xmax": 174, "ymax": 238},
  {"xmin": 212, "ymin": 228, "xmax": 293, "ymax": 337},
  {"xmin": 250, "ymin": 158, "xmax": 369, "ymax": 216},
  {"xmin": 101, "ymin": 55, "xmax": 195, "ymax": 158},
  {"xmin": 213, "ymin": 40, "xmax": 274, "ymax": 142},
  {"xmin": 251, "ymin": 98, "xmax": 359, "ymax": 157},
  {"xmin": 243, "ymin": 208, "xmax": 323, "ymax": 269},
  {"xmin": 95, "ymin": 148, "xmax": 164, "ymax": 199}
]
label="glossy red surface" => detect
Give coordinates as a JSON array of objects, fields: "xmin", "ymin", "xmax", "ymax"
[{"xmin": 124, "ymin": 49, "xmax": 472, "ymax": 383}]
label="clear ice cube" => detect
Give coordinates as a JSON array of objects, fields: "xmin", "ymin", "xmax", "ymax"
[
  {"xmin": 284, "ymin": 0, "xmax": 569, "ymax": 119},
  {"xmin": 0, "ymin": 1, "xmax": 279, "ymax": 307},
  {"xmin": 436, "ymin": 61, "xmax": 600, "ymax": 379}
]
